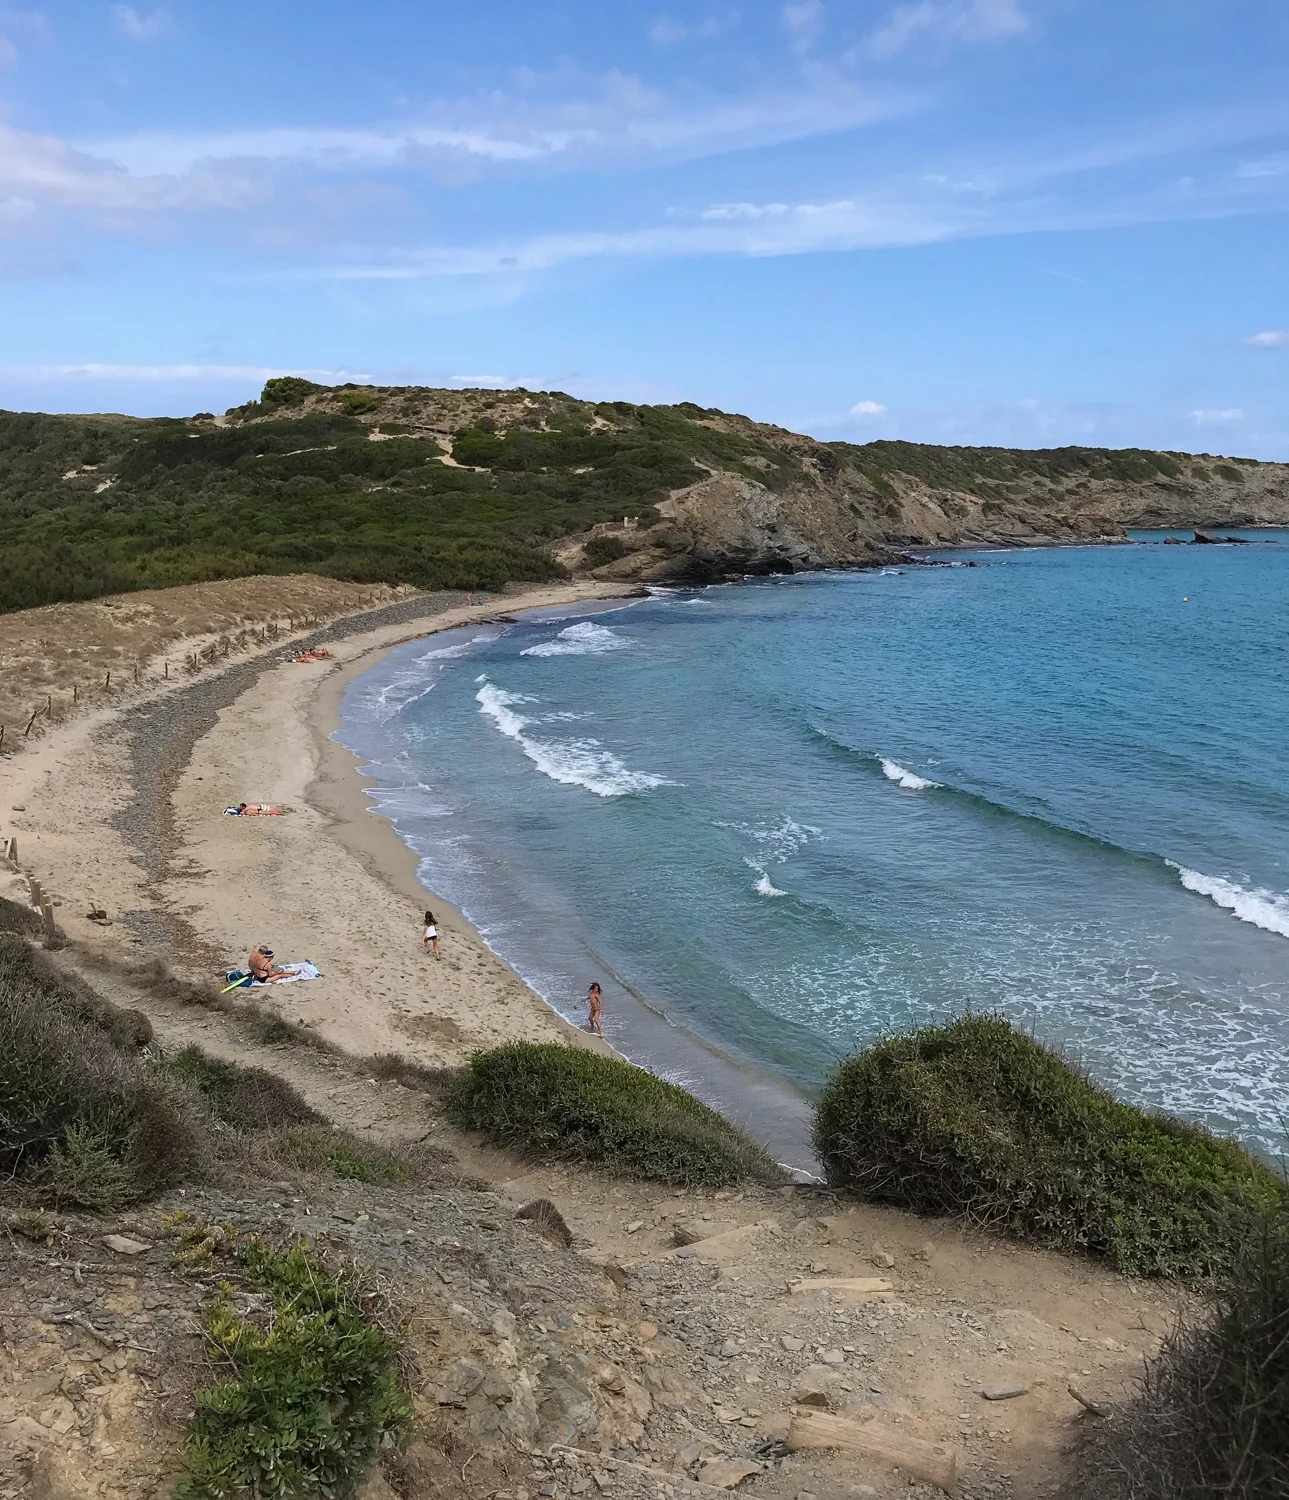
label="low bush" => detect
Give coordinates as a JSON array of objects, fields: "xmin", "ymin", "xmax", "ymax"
[
  {"xmin": 813, "ymin": 1014, "xmax": 1284, "ymax": 1279},
  {"xmin": 1070, "ymin": 1203, "xmax": 1288, "ymax": 1500},
  {"xmin": 447, "ymin": 1042, "xmax": 785, "ymax": 1188},
  {"xmin": 176, "ymin": 1239, "xmax": 412, "ymax": 1499},
  {"xmin": 0, "ymin": 895, "xmax": 42, "ymax": 937},
  {"xmin": 0, "ymin": 933, "xmax": 201, "ymax": 1209},
  {"xmin": 251, "ymin": 1125, "xmax": 419, "ymax": 1184},
  {"xmin": 582, "ymin": 533, "xmax": 630, "ymax": 568},
  {"xmin": 165, "ymin": 1046, "xmax": 321, "ymax": 1129}
]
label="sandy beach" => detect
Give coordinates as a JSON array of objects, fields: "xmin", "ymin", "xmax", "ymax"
[{"xmin": 2, "ymin": 580, "xmax": 636, "ymax": 1065}]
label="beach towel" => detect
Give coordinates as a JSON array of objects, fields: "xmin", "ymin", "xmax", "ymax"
[
  {"xmin": 292, "ymin": 648, "xmax": 333, "ymax": 663},
  {"xmin": 222, "ymin": 960, "xmax": 323, "ymax": 991}
]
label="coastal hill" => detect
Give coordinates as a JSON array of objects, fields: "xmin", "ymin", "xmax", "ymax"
[{"xmin": 3, "ymin": 376, "xmax": 1288, "ymax": 611}]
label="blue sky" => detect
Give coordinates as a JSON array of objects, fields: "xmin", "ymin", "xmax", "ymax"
[{"xmin": 1, "ymin": 1, "xmax": 1287, "ymax": 455}]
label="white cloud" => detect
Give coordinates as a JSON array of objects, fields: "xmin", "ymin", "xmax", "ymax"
[
  {"xmin": 650, "ymin": 10, "xmax": 738, "ymax": 46},
  {"xmin": 849, "ymin": 400, "xmax": 887, "ymax": 416},
  {"xmin": 10, "ymin": 362, "xmax": 365, "ymax": 382},
  {"xmin": 782, "ymin": 0, "xmax": 824, "ymax": 57},
  {"xmin": 111, "ymin": 5, "xmax": 172, "ymax": 42},
  {"xmin": 1236, "ymin": 153, "xmax": 1289, "ymax": 179},
  {"xmin": 1245, "ymin": 330, "xmax": 1289, "ymax": 348},
  {"xmin": 869, "ymin": 0, "xmax": 1028, "ymax": 61},
  {"xmin": 700, "ymin": 201, "xmax": 790, "ymax": 219},
  {"xmin": 1190, "ymin": 408, "xmax": 1244, "ymax": 425}
]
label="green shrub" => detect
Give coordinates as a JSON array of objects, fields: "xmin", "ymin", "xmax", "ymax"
[
  {"xmin": 261, "ymin": 376, "xmax": 323, "ymax": 407},
  {"xmin": 1072, "ymin": 1202, "xmax": 1289, "ymax": 1500},
  {"xmin": 165, "ymin": 1046, "xmax": 321, "ymax": 1130},
  {"xmin": 813, "ymin": 1014, "xmax": 1284, "ymax": 1279},
  {"xmin": 176, "ymin": 1239, "xmax": 412, "ymax": 1500},
  {"xmin": 0, "ymin": 934, "xmax": 201, "ymax": 1208},
  {"xmin": 256, "ymin": 1125, "xmax": 417, "ymax": 1183},
  {"xmin": 0, "ymin": 895, "xmax": 43, "ymax": 938},
  {"xmin": 582, "ymin": 533, "xmax": 630, "ymax": 568},
  {"xmin": 447, "ymin": 1042, "xmax": 785, "ymax": 1188}
]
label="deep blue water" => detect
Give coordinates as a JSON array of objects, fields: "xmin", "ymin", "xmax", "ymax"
[{"xmin": 338, "ymin": 535, "xmax": 1289, "ymax": 1168}]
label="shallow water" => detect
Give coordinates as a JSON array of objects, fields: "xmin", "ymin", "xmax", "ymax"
[{"xmin": 338, "ymin": 534, "xmax": 1289, "ymax": 1168}]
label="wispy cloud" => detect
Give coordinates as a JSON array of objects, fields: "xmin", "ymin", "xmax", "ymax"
[
  {"xmin": 7, "ymin": 361, "xmax": 365, "ymax": 382},
  {"xmin": 849, "ymin": 399, "xmax": 887, "ymax": 416},
  {"xmin": 1190, "ymin": 408, "xmax": 1244, "ymax": 425},
  {"xmin": 868, "ymin": 0, "xmax": 1029, "ymax": 61},
  {"xmin": 782, "ymin": 1, "xmax": 825, "ymax": 57},
  {"xmin": 1246, "ymin": 330, "xmax": 1289, "ymax": 348},
  {"xmin": 1235, "ymin": 152, "xmax": 1289, "ymax": 179},
  {"xmin": 649, "ymin": 10, "xmax": 739, "ymax": 46},
  {"xmin": 111, "ymin": 6, "xmax": 173, "ymax": 43},
  {"xmin": 85, "ymin": 77, "xmax": 910, "ymax": 180}
]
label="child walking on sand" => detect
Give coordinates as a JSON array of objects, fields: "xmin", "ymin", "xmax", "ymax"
[
  {"xmin": 423, "ymin": 911, "xmax": 441, "ymax": 959},
  {"xmin": 585, "ymin": 981, "xmax": 604, "ymax": 1037}
]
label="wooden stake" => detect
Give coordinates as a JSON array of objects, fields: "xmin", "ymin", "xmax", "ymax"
[
  {"xmin": 105, "ymin": 671, "xmax": 111, "ymax": 690},
  {"xmin": 73, "ymin": 684, "xmax": 78, "ymax": 704},
  {"xmin": 24, "ymin": 708, "xmax": 39, "ymax": 737},
  {"xmin": 164, "ymin": 661, "xmax": 169, "ymax": 679}
]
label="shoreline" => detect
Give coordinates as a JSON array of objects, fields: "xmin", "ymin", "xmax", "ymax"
[{"xmin": 319, "ymin": 595, "xmax": 820, "ymax": 1173}]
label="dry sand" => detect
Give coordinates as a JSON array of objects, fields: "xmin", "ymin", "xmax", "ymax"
[{"xmin": 1, "ymin": 580, "xmax": 634, "ymax": 1063}]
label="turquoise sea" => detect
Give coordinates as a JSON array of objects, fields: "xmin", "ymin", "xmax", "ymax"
[{"xmin": 338, "ymin": 534, "xmax": 1289, "ymax": 1171}]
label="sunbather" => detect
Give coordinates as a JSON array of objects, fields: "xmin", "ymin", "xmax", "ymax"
[
  {"xmin": 247, "ymin": 945, "xmax": 290, "ymax": 982},
  {"xmin": 224, "ymin": 803, "xmax": 288, "ymax": 816}
]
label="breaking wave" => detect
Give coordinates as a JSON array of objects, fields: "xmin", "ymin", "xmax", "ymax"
[
  {"xmin": 475, "ymin": 680, "xmax": 672, "ymax": 798},
  {"xmin": 1166, "ymin": 862, "xmax": 1289, "ymax": 939},
  {"xmin": 880, "ymin": 757, "xmax": 941, "ymax": 791},
  {"xmin": 521, "ymin": 621, "xmax": 626, "ymax": 658}
]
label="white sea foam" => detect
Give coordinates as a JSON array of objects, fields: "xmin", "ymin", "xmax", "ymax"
[
  {"xmin": 372, "ymin": 634, "xmax": 497, "ymax": 720},
  {"xmin": 720, "ymin": 816, "xmax": 820, "ymax": 864},
  {"xmin": 879, "ymin": 757, "xmax": 941, "ymax": 791},
  {"xmin": 521, "ymin": 621, "xmax": 626, "ymax": 658},
  {"xmin": 1165, "ymin": 861, "xmax": 1289, "ymax": 938},
  {"xmin": 744, "ymin": 859, "xmax": 788, "ymax": 897},
  {"xmin": 476, "ymin": 680, "xmax": 671, "ymax": 797}
]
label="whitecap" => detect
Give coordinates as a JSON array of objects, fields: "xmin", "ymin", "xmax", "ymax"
[
  {"xmin": 521, "ymin": 621, "xmax": 626, "ymax": 658},
  {"xmin": 879, "ymin": 757, "xmax": 941, "ymax": 791},
  {"xmin": 744, "ymin": 859, "xmax": 788, "ymax": 897},
  {"xmin": 1165, "ymin": 861, "xmax": 1289, "ymax": 939},
  {"xmin": 476, "ymin": 679, "xmax": 672, "ymax": 798}
]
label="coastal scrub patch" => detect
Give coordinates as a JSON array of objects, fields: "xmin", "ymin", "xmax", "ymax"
[
  {"xmin": 813, "ymin": 1014, "xmax": 1284, "ymax": 1278},
  {"xmin": 1072, "ymin": 1201, "xmax": 1289, "ymax": 1500},
  {"xmin": 446, "ymin": 1041, "xmax": 785, "ymax": 1188},
  {"xmin": 251, "ymin": 1124, "xmax": 419, "ymax": 1184},
  {"xmin": 176, "ymin": 1239, "xmax": 412, "ymax": 1500},
  {"xmin": 0, "ymin": 933, "xmax": 201, "ymax": 1209},
  {"xmin": 165, "ymin": 1045, "xmax": 322, "ymax": 1130}
]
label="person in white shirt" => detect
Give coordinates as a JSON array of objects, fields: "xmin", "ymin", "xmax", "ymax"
[{"xmin": 422, "ymin": 911, "xmax": 441, "ymax": 959}]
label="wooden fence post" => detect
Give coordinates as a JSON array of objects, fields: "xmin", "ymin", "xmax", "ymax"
[
  {"xmin": 73, "ymin": 683, "xmax": 78, "ymax": 704},
  {"xmin": 105, "ymin": 671, "xmax": 111, "ymax": 690},
  {"xmin": 24, "ymin": 708, "xmax": 39, "ymax": 737},
  {"xmin": 0, "ymin": 725, "xmax": 5, "ymax": 753}
]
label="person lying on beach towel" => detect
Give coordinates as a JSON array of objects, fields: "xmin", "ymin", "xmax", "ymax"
[
  {"xmin": 292, "ymin": 648, "xmax": 334, "ymax": 663},
  {"xmin": 223, "ymin": 803, "xmax": 289, "ymax": 816}
]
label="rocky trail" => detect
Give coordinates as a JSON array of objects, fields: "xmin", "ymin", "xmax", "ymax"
[{"xmin": 2, "ymin": 955, "xmax": 1182, "ymax": 1500}]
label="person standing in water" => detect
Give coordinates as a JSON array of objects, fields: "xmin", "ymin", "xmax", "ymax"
[
  {"xmin": 585, "ymin": 981, "xmax": 604, "ymax": 1037},
  {"xmin": 423, "ymin": 911, "xmax": 441, "ymax": 959}
]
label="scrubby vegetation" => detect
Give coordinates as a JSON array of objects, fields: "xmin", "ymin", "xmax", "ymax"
[
  {"xmin": 176, "ymin": 1238, "xmax": 412, "ymax": 1500},
  {"xmin": 1073, "ymin": 1202, "xmax": 1288, "ymax": 1500},
  {"xmin": 1, "ymin": 378, "xmax": 1263, "ymax": 613},
  {"xmin": 0, "ymin": 932, "xmax": 443, "ymax": 1208},
  {"xmin": 447, "ymin": 1041, "xmax": 785, "ymax": 1187},
  {"xmin": 0, "ymin": 934, "xmax": 199, "ymax": 1210},
  {"xmin": 814, "ymin": 1014, "xmax": 1284, "ymax": 1279}
]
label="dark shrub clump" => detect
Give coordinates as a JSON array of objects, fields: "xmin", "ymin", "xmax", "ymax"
[
  {"xmin": 0, "ymin": 934, "xmax": 200, "ymax": 1209},
  {"xmin": 447, "ymin": 1041, "xmax": 785, "ymax": 1188},
  {"xmin": 1070, "ymin": 1203, "xmax": 1288, "ymax": 1500},
  {"xmin": 165, "ymin": 1046, "xmax": 321, "ymax": 1129},
  {"xmin": 814, "ymin": 1014, "xmax": 1284, "ymax": 1279}
]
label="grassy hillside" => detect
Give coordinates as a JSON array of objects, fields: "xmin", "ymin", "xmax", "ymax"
[
  {"xmin": 0, "ymin": 381, "xmax": 802, "ymax": 612},
  {"xmin": 0, "ymin": 376, "xmax": 1278, "ymax": 613}
]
